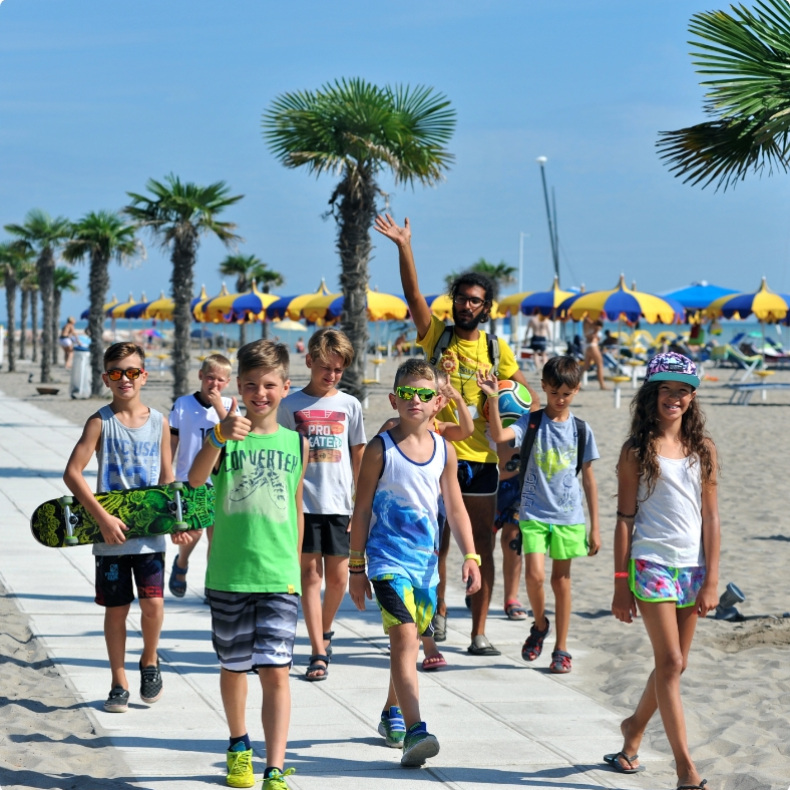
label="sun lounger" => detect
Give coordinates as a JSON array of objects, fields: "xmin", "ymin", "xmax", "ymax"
[
  {"xmin": 710, "ymin": 344, "xmax": 764, "ymax": 381},
  {"xmin": 725, "ymin": 380, "xmax": 790, "ymax": 405}
]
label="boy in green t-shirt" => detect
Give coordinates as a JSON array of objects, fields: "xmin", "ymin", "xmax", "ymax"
[{"xmin": 189, "ymin": 340, "xmax": 308, "ymax": 790}]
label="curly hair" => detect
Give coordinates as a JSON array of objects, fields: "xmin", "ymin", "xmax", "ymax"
[{"xmin": 626, "ymin": 381, "xmax": 717, "ymax": 499}]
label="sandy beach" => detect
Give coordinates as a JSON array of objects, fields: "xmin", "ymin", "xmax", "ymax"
[{"xmin": 2, "ymin": 351, "xmax": 789, "ymax": 789}]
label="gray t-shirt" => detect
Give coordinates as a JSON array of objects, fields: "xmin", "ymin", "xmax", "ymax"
[
  {"xmin": 510, "ymin": 411, "xmax": 599, "ymax": 526},
  {"xmin": 278, "ymin": 389, "xmax": 366, "ymax": 515}
]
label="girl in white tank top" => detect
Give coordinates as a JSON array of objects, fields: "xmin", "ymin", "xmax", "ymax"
[{"xmin": 608, "ymin": 353, "xmax": 720, "ymax": 790}]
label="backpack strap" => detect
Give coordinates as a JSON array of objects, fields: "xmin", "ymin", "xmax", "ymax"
[
  {"xmin": 516, "ymin": 410, "xmax": 587, "ymax": 491},
  {"xmin": 574, "ymin": 417, "xmax": 587, "ymax": 476},
  {"xmin": 429, "ymin": 323, "xmax": 501, "ymax": 375},
  {"xmin": 487, "ymin": 333, "xmax": 500, "ymax": 376}
]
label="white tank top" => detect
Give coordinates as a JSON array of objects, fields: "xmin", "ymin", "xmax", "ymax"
[{"xmin": 631, "ymin": 454, "xmax": 703, "ymax": 568}]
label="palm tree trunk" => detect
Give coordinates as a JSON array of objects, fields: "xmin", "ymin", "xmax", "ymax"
[
  {"xmin": 89, "ymin": 250, "xmax": 111, "ymax": 395},
  {"xmin": 31, "ymin": 291, "xmax": 39, "ymax": 365},
  {"xmin": 171, "ymin": 232, "xmax": 198, "ymax": 399},
  {"xmin": 336, "ymin": 174, "xmax": 376, "ymax": 402},
  {"xmin": 37, "ymin": 248, "xmax": 55, "ymax": 383},
  {"xmin": 4, "ymin": 275, "xmax": 16, "ymax": 372},
  {"xmin": 19, "ymin": 289, "xmax": 28, "ymax": 360}
]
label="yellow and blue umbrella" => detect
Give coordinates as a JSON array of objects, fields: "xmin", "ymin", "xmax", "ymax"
[
  {"xmin": 301, "ymin": 288, "xmax": 408, "ymax": 324},
  {"xmin": 559, "ymin": 275, "xmax": 683, "ymax": 324},
  {"xmin": 500, "ymin": 277, "xmax": 577, "ymax": 318},
  {"xmin": 198, "ymin": 282, "xmax": 279, "ymax": 323},
  {"xmin": 266, "ymin": 280, "xmax": 332, "ymax": 322},
  {"xmin": 108, "ymin": 293, "xmax": 143, "ymax": 319},
  {"xmin": 705, "ymin": 277, "xmax": 789, "ymax": 322},
  {"xmin": 81, "ymin": 296, "xmax": 118, "ymax": 320}
]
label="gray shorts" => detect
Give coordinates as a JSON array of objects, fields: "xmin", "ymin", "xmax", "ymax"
[{"xmin": 207, "ymin": 590, "xmax": 298, "ymax": 672}]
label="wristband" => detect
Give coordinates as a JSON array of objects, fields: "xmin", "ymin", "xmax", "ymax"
[
  {"xmin": 349, "ymin": 549, "xmax": 365, "ymax": 558},
  {"xmin": 464, "ymin": 553, "xmax": 482, "ymax": 567},
  {"xmin": 214, "ymin": 423, "xmax": 227, "ymax": 444},
  {"xmin": 486, "ymin": 392, "xmax": 500, "ymax": 399},
  {"xmin": 348, "ymin": 568, "xmax": 367, "ymax": 575},
  {"xmin": 616, "ymin": 509, "xmax": 637, "ymax": 519},
  {"xmin": 614, "ymin": 571, "xmax": 629, "ymax": 579},
  {"xmin": 207, "ymin": 430, "xmax": 225, "ymax": 449}
]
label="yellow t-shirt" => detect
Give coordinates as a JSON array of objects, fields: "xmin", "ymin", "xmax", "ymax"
[{"xmin": 418, "ymin": 315, "xmax": 519, "ymax": 463}]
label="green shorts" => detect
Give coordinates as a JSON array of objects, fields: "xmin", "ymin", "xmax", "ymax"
[{"xmin": 519, "ymin": 519, "xmax": 587, "ymax": 560}]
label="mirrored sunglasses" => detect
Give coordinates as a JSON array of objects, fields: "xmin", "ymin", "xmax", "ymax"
[
  {"xmin": 105, "ymin": 367, "xmax": 144, "ymax": 381},
  {"xmin": 395, "ymin": 386, "xmax": 436, "ymax": 402}
]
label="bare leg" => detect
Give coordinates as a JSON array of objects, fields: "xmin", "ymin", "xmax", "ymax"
[
  {"xmin": 524, "ymin": 552, "xmax": 548, "ymax": 631},
  {"xmin": 466, "ymin": 494, "xmax": 496, "ymax": 639},
  {"xmin": 388, "ymin": 623, "xmax": 421, "ymax": 728},
  {"xmin": 173, "ymin": 530, "xmax": 204, "ymax": 585},
  {"xmin": 434, "ymin": 526, "xmax": 451, "ymax": 618},
  {"xmin": 550, "ymin": 559, "xmax": 572, "ymax": 652},
  {"xmin": 221, "ymin": 668, "xmax": 248, "ymax": 738},
  {"xmin": 500, "ymin": 521, "xmax": 523, "ymax": 610},
  {"xmin": 321, "ymin": 554, "xmax": 349, "ymax": 643},
  {"xmin": 138, "ymin": 596, "xmax": 163, "ymax": 667},
  {"xmin": 105, "ymin": 604, "xmax": 130, "ymax": 689},
  {"xmin": 618, "ymin": 602, "xmax": 700, "ymax": 785},
  {"xmin": 259, "ymin": 665, "xmax": 291, "ymax": 770}
]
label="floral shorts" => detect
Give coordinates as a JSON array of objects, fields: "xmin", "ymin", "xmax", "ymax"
[{"xmin": 630, "ymin": 558, "xmax": 706, "ymax": 608}]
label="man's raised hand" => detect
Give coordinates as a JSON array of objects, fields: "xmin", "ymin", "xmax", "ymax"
[{"xmin": 374, "ymin": 213, "xmax": 411, "ymax": 248}]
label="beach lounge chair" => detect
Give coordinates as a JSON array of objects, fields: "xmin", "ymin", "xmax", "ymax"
[
  {"xmin": 726, "ymin": 380, "xmax": 790, "ymax": 405},
  {"xmin": 710, "ymin": 344, "xmax": 764, "ymax": 381}
]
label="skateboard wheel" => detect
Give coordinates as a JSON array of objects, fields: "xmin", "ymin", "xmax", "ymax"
[
  {"xmin": 171, "ymin": 481, "xmax": 184, "ymax": 491},
  {"xmin": 65, "ymin": 536, "xmax": 79, "ymax": 546},
  {"xmin": 60, "ymin": 495, "xmax": 74, "ymax": 505},
  {"xmin": 174, "ymin": 521, "xmax": 189, "ymax": 532}
]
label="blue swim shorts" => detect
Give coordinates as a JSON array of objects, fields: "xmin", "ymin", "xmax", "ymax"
[
  {"xmin": 630, "ymin": 558, "xmax": 706, "ymax": 608},
  {"xmin": 370, "ymin": 574, "xmax": 436, "ymax": 637}
]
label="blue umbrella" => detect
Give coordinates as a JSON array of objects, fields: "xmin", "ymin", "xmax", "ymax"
[{"xmin": 662, "ymin": 281, "xmax": 738, "ymax": 312}]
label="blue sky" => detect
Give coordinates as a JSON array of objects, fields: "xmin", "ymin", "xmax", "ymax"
[{"xmin": 3, "ymin": 0, "xmax": 790, "ymax": 321}]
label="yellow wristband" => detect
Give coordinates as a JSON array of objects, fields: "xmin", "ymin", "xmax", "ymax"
[
  {"xmin": 464, "ymin": 553, "xmax": 482, "ymax": 567},
  {"xmin": 487, "ymin": 392, "xmax": 500, "ymax": 398}
]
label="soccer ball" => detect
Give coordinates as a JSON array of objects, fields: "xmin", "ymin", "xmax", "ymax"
[{"xmin": 483, "ymin": 380, "xmax": 532, "ymax": 427}]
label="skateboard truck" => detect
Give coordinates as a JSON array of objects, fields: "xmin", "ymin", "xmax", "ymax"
[
  {"xmin": 60, "ymin": 496, "xmax": 79, "ymax": 546},
  {"xmin": 170, "ymin": 482, "xmax": 189, "ymax": 531}
]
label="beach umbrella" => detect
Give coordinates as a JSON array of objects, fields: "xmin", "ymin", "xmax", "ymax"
[
  {"xmin": 301, "ymin": 289, "xmax": 409, "ymax": 323},
  {"xmin": 266, "ymin": 279, "xmax": 332, "ymax": 322},
  {"xmin": 107, "ymin": 293, "xmax": 142, "ymax": 319},
  {"xmin": 274, "ymin": 318, "xmax": 308, "ymax": 332},
  {"xmin": 559, "ymin": 275, "xmax": 683, "ymax": 324},
  {"xmin": 504, "ymin": 277, "xmax": 578, "ymax": 318},
  {"xmin": 498, "ymin": 291, "xmax": 534, "ymax": 316},
  {"xmin": 663, "ymin": 281, "xmax": 739, "ymax": 312},
  {"xmin": 80, "ymin": 296, "xmax": 118, "ymax": 320},
  {"xmin": 198, "ymin": 282, "xmax": 279, "ymax": 323},
  {"xmin": 193, "ymin": 284, "xmax": 232, "ymax": 323}
]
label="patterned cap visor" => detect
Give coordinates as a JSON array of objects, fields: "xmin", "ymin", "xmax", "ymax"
[{"xmin": 644, "ymin": 352, "xmax": 700, "ymax": 388}]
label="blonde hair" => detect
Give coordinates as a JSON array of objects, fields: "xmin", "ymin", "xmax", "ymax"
[
  {"xmin": 393, "ymin": 358, "xmax": 438, "ymax": 389},
  {"xmin": 308, "ymin": 328, "xmax": 354, "ymax": 368},
  {"xmin": 201, "ymin": 353, "xmax": 232, "ymax": 377},
  {"xmin": 237, "ymin": 340, "xmax": 289, "ymax": 380}
]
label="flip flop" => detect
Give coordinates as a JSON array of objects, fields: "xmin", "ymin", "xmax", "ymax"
[
  {"xmin": 421, "ymin": 653, "xmax": 447, "ymax": 671},
  {"xmin": 678, "ymin": 782, "xmax": 707, "ymax": 790},
  {"xmin": 504, "ymin": 599, "xmax": 528, "ymax": 620},
  {"xmin": 603, "ymin": 752, "xmax": 645, "ymax": 774},
  {"xmin": 467, "ymin": 635, "xmax": 501, "ymax": 656}
]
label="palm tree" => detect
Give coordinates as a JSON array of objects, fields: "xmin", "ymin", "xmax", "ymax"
[
  {"xmin": 0, "ymin": 243, "xmax": 33, "ymax": 372},
  {"xmin": 63, "ymin": 211, "xmax": 141, "ymax": 396},
  {"xmin": 263, "ymin": 78, "xmax": 456, "ymax": 399},
  {"xmin": 125, "ymin": 175, "xmax": 243, "ymax": 398},
  {"xmin": 52, "ymin": 266, "xmax": 80, "ymax": 366},
  {"xmin": 4, "ymin": 210, "xmax": 71, "ymax": 382},
  {"xmin": 444, "ymin": 258, "xmax": 516, "ymax": 334},
  {"xmin": 657, "ymin": 0, "xmax": 790, "ymax": 190},
  {"xmin": 218, "ymin": 253, "xmax": 284, "ymax": 345}
]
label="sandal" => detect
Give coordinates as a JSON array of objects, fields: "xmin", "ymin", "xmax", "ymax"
[
  {"xmin": 305, "ymin": 654, "xmax": 329, "ymax": 682},
  {"xmin": 521, "ymin": 617, "xmax": 551, "ymax": 662},
  {"xmin": 467, "ymin": 635, "xmax": 501, "ymax": 656},
  {"xmin": 549, "ymin": 649, "xmax": 572, "ymax": 674},
  {"xmin": 421, "ymin": 653, "xmax": 447, "ymax": 671},
  {"xmin": 432, "ymin": 613, "xmax": 447, "ymax": 642},
  {"xmin": 323, "ymin": 630, "xmax": 334, "ymax": 658},
  {"xmin": 168, "ymin": 555, "xmax": 188, "ymax": 598},
  {"xmin": 603, "ymin": 751, "xmax": 645, "ymax": 774},
  {"xmin": 504, "ymin": 599, "xmax": 528, "ymax": 620}
]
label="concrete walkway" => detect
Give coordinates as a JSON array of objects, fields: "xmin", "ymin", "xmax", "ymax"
[{"xmin": 0, "ymin": 390, "xmax": 655, "ymax": 789}]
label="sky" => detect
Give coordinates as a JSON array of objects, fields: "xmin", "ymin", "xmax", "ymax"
[{"xmin": 3, "ymin": 0, "xmax": 790, "ymax": 322}]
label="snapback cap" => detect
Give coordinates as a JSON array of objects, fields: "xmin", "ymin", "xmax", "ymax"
[{"xmin": 644, "ymin": 352, "xmax": 700, "ymax": 389}]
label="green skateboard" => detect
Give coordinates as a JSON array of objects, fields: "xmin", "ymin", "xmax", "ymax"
[{"xmin": 30, "ymin": 482, "xmax": 215, "ymax": 548}]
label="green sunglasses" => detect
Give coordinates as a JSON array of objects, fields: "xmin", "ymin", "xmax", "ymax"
[{"xmin": 395, "ymin": 386, "xmax": 437, "ymax": 402}]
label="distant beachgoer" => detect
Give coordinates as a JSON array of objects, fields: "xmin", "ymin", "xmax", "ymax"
[
  {"xmin": 582, "ymin": 317, "xmax": 608, "ymax": 390},
  {"xmin": 295, "ymin": 337, "xmax": 305, "ymax": 354},
  {"xmin": 526, "ymin": 314, "xmax": 551, "ymax": 368},
  {"xmin": 607, "ymin": 352, "xmax": 719, "ymax": 789},
  {"xmin": 393, "ymin": 333, "xmax": 407, "ymax": 358},
  {"xmin": 59, "ymin": 317, "xmax": 78, "ymax": 369}
]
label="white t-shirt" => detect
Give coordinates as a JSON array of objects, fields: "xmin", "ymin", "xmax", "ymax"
[
  {"xmin": 631, "ymin": 454, "xmax": 703, "ymax": 568},
  {"xmin": 169, "ymin": 392, "xmax": 235, "ymax": 483},
  {"xmin": 279, "ymin": 389, "xmax": 366, "ymax": 515}
]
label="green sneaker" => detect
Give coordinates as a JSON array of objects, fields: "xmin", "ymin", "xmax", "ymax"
[
  {"xmin": 377, "ymin": 706, "xmax": 406, "ymax": 748},
  {"xmin": 226, "ymin": 747, "xmax": 254, "ymax": 788},
  {"xmin": 262, "ymin": 767, "xmax": 295, "ymax": 790},
  {"xmin": 401, "ymin": 721, "xmax": 440, "ymax": 767}
]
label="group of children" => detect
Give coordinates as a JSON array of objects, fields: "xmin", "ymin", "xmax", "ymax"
[{"xmin": 63, "ymin": 320, "xmax": 718, "ymax": 790}]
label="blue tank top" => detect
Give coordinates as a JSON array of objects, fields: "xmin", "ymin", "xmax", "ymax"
[
  {"xmin": 94, "ymin": 405, "xmax": 165, "ymax": 556},
  {"xmin": 366, "ymin": 431, "xmax": 446, "ymax": 588}
]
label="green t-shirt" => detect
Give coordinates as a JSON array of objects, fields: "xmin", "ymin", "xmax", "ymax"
[
  {"xmin": 207, "ymin": 427, "xmax": 303, "ymax": 594},
  {"xmin": 418, "ymin": 315, "xmax": 519, "ymax": 463}
]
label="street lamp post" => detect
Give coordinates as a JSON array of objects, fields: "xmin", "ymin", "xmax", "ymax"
[{"xmin": 536, "ymin": 156, "xmax": 560, "ymax": 285}]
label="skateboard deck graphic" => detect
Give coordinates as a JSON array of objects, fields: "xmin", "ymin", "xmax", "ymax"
[{"xmin": 30, "ymin": 483, "xmax": 215, "ymax": 548}]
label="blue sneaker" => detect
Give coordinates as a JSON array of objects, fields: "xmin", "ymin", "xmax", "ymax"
[
  {"xmin": 377, "ymin": 706, "xmax": 406, "ymax": 748},
  {"xmin": 401, "ymin": 721, "xmax": 439, "ymax": 767}
]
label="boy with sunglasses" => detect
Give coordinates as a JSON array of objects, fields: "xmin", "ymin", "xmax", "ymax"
[
  {"xmin": 348, "ymin": 359, "xmax": 481, "ymax": 766},
  {"xmin": 64, "ymin": 342, "xmax": 179, "ymax": 713}
]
